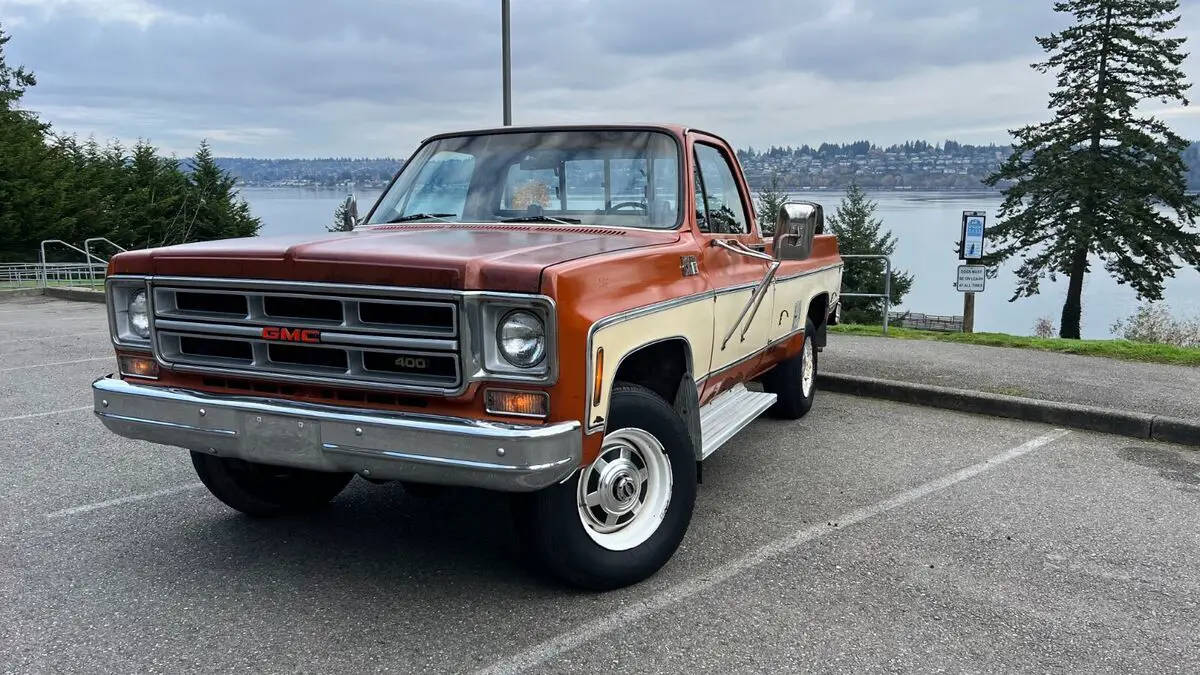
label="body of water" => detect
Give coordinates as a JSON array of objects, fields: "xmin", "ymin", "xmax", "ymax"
[{"xmin": 240, "ymin": 186, "xmax": 1200, "ymax": 340}]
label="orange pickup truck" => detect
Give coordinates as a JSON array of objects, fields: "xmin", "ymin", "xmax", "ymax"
[{"xmin": 93, "ymin": 123, "xmax": 844, "ymax": 590}]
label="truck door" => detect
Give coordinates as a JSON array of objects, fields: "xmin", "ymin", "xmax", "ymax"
[{"xmin": 690, "ymin": 136, "xmax": 775, "ymax": 400}]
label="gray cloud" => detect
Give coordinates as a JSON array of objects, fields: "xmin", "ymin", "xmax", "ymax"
[{"xmin": 3, "ymin": 0, "xmax": 1198, "ymax": 157}]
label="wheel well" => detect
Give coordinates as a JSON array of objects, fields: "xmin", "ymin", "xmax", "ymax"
[
  {"xmin": 611, "ymin": 338, "xmax": 691, "ymax": 406},
  {"xmin": 807, "ymin": 293, "xmax": 830, "ymax": 348}
]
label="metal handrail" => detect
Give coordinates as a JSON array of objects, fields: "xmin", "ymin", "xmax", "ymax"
[
  {"xmin": 838, "ymin": 254, "xmax": 892, "ymax": 335},
  {"xmin": 84, "ymin": 237, "xmax": 127, "ymax": 262},
  {"xmin": 83, "ymin": 238, "xmax": 127, "ymax": 289}
]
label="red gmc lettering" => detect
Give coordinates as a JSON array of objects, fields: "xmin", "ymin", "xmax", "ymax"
[{"xmin": 261, "ymin": 327, "xmax": 320, "ymax": 343}]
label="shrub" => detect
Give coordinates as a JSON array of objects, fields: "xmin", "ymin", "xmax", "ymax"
[
  {"xmin": 1033, "ymin": 316, "xmax": 1056, "ymax": 338},
  {"xmin": 1110, "ymin": 303, "xmax": 1200, "ymax": 348}
]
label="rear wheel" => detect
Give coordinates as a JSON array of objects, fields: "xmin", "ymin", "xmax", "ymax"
[
  {"xmin": 511, "ymin": 382, "xmax": 697, "ymax": 591},
  {"xmin": 190, "ymin": 452, "xmax": 355, "ymax": 517}
]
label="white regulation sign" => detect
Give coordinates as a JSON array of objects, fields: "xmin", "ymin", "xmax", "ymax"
[{"xmin": 956, "ymin": 265, "xmax": 986, "ymax": 293}]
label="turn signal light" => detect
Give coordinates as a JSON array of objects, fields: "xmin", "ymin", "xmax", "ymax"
[
  {"xmin": 485, "ymin": 389, "xmax": 548, "ymax": 418},
  {"xmin": 119, "ymin": 355, "xmax": 160, "ymax": 379},
  {"xmin": 592, "ymin": 347, "xmax": 604, "ymax": 407}
]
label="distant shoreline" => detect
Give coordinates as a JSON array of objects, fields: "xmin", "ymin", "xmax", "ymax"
[{"xmin": 233, "ymin": 184, "xmax": 1008, "ymax": 195}]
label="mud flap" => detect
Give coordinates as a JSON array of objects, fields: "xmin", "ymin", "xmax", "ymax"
[{"xmin": 673, "ymin": 371, "xmax": 703, "ymax": 483}]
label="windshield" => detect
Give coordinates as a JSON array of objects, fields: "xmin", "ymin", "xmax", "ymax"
[{"xmin": 364, "ymin": 129, "xmax": 683, "ymax": 230}]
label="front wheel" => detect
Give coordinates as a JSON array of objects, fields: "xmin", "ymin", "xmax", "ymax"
[
  {"xmin": 511, "ymin": 382, "xmax": 698, "ymax": 591},
  {"xmin": 190, "ymin": 452, "xmax": 355, "ymax": 517}
]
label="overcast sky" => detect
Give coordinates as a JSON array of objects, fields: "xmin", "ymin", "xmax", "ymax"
[{"xmin": 3, "ymin": 0, "xmax": 1200, "ymax": 158}]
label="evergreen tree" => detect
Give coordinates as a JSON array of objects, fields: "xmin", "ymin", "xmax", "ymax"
[
  {"xmin": 182, "ymin": 140, "xmax": 262, "ymax": 242},
  {"xmin": 0, "ymin": 22, "xmax": 268, "ymax": 262},
  {"xmin": 825, "ymin": 182, "xmax": 914, "ymax": 324},
  {"xmin": 328, "ymin": 200, "xmax": 354, "ymax": 232},
  {"xmin": 0, "ymin": 22, "xmax": 60, "ymax": 261},
  {"xmin": 120, "ymin": 139, "xmax": 192, "ymax": 249},
  {"xmin": 0, "ymin": 24, "xmax": 36, "ymax": 111},
  {"xmin": 982, "ymin": 0, "xmax": 1200, "ymax": 339},
  {"xmin": 753, "ymin": 172, "xmax": 788, "ymax": 236}
]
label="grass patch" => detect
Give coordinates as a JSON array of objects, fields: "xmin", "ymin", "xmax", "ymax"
[
  {"xmin": 830, "ymin": 323, "xmax": 1200, "ymax": 366},
  {"xmin": 0, "ymin": 280, "xmax": 103, "ymax": 291}
]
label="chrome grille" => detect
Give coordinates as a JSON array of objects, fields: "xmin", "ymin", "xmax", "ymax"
[{"xmin": 149, "ymin": 281, "xmax": 462, "ymax": 392}]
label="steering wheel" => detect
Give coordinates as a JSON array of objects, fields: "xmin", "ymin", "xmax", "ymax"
[{"xmin": 609, "ymin": 201, "xmax": 647, "ymax": 213}]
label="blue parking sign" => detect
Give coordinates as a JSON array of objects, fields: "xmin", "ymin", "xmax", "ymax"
[{"xmin": 960, "ymin": 211, "xmax": 985, "ymax": 260}]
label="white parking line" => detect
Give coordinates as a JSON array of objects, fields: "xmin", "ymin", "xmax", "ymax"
[
  {"xmin": 0, "ymin": 308, "xmax": 103, "ymax": 315},
  {"xmin": 0, "ymin": 406, "xmax": 92, "ymax": 423},
  {"xmin": 0, "ymin": 357, "xmax": 112, "ymax": 373},
  {"xmin": 0, "ymin": 331, "xmax": 108, "ymax": 345},
  {"xmin": 473, "ymin": 428, "xmax": 1074, "ymax": 675},
  {"xmin": 44, "ymin": 483, "xmax": 207, "ymax": 519}
]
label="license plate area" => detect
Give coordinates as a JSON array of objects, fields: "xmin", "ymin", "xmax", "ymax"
[{"xmin": 240, "ymin": 413, "xmax": 322, "ymax": 463}]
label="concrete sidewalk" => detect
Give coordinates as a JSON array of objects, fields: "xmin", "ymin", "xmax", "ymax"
[{"xmin": 818, "ymin": 334, "xmax": 1200, "ymax": 446}]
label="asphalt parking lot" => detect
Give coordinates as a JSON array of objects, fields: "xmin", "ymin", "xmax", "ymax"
[{"xmin": 2, "ymin": 295, "xmax": 1199, "ymax": 674}]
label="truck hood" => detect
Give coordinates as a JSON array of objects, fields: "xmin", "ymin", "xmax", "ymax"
[{"xmin": 109, "ymin": 224, "xmax": 680, "ymax": 293}]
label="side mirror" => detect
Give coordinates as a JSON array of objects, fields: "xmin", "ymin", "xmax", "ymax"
[
  {"xmin": 773, "ymin": 201, "xmax": 822, "ymax": 260},
  {"xmin": 342, "ymin": 194, "xmax": 359, "ymax": 229}
]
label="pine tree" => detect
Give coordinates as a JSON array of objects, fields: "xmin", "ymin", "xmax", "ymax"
[
  {"xmin": 825, "ymin": 182, "xmax": 913, "ymax": 324},
  {"xmin": 0, "ymin": 24, "xmax": 36, "ymax": 112},
  {"xmin": 183, "ymin": 140, "xmax": 262, "ymax": 242},
  {"xmin": 753, "ymin": 172, "xmax": 788, "ymax": 236},
  {"xmin": 328, "ymin": 200, "xmax": 354, "ymax": 232},
  {"xmin": 0, "ymin": 22, "xmax": 61, "ymax": 261},
  {"xmin": 982, "ymin": 0, "xmax": 1200, "ymax": 339}
]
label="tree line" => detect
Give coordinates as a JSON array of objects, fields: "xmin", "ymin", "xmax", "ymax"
[{"xmin": 0, "ymin": 24, "xmax": 260, "ymax": 264}]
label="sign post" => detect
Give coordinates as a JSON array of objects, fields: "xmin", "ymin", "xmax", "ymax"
[
  {"xmin": 502, "ymin": 0, "xmax": 512, "ymax": 125},
  {"xmin": 957, "ymin": 211, "xmax": 987, "ymax": 333}
]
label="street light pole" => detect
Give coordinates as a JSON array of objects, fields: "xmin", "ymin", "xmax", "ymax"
[{"xmin": 502, "ymin": 0, "xmax": 512, "ymax": 126}]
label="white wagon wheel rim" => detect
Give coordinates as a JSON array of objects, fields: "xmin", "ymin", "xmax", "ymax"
[
  {"xmin": 576, "ymin": 427, "xmax": 673, "ymax": 551},
  {"xmin": 801, "ymin": 333, "xmax": 815, "ymax": 397}
]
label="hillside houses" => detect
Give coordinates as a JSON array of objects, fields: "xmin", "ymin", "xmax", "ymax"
[{"xmin": 212, "ymin": 140, "xmax": 1200, "ymax": 193}]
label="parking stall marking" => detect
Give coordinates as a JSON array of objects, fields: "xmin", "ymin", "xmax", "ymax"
[
  {"xmin": 0, "ymin": 406, "xmax": 92, "ymax": 424},
  {"xmin": 0, "ymin": 357, "xmax": 113, "ymax": 373},
  {"xmin": 0, "ymin": 331, "xmax": 108, "ymax": 345},
  {"xmin": 0, "ymin": 309, "xmax": 104, "ymax": 316},
  {"xmin": 473, "ymin": 428, "xmax": 1074, "ymax": 675},
  {"xmin": 44, "ymin": 483, "xmax": 207, "ymax": 519}
]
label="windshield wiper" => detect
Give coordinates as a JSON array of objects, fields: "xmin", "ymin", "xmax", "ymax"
[
  {"xmin": 385, "ymin": 213, "xmax": 457, "ymax": 223},
  {"xmin": 497, "ymin": 215, "xmax": 582, "ymax": 224}
]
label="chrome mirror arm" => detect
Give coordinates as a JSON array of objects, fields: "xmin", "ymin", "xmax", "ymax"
[
  {"xmin": 711, "ymin": 238, "xmax": 781, "ymax": 350},
  {"xmin": 712, "ymin": 238, "xmax": 775, "ymax": 263}
]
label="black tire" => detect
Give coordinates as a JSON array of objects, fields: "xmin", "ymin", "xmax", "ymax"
[
  {"xmin": 510, "ymin": 382, "xmax": 698, "ymax": 591},
  {"xmin": 761, "ymin": 316, "xmax": 818, "ymax": 420},
  {"xmin": 190, "ymin": 451, "xmax": 355, "ymax": 517}
]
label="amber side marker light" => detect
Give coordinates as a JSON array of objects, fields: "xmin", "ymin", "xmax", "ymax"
[
  {"xmin": 485, "ymin": 389, "xmax": 548, "ymax": 418},
  {"xmin": 118, "ymin": 355, "xmax": 160, "ymax": 379},
  {"xmin": 592, "ymin": 347, "xmax": 604, "ymax": 407}
]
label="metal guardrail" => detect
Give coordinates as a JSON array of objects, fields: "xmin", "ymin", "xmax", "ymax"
[
  {"xmin": 838, "ymin": 254, "xmax": 892, "ymax": 335},
  {"xmin": 0, "ymin": 262, "xmax": 108, "ymax": 289},
  {"xmin": 1, "ymin": 238, "xmax": 124, "ymax": 291}
]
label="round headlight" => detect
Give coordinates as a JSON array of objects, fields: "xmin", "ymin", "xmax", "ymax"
[
  {"xmin": 129, "ymin": 289, "xmax": 150, "ymax": 338},
  {"xmin": 497, "ymin": 310, "xmax": 545, "ymax": 367}
]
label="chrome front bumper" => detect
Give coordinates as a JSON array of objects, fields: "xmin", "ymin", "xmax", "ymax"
[{"xmin": 92, "ymin": 375, "xmax": 582, "ymax": 492}]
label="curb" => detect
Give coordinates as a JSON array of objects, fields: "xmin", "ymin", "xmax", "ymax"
[
  {"xmin": 44, "ymin": 287, "xmax": 106, "ymax": 304},
  {"xmin": 0, "ymin": 287, "xmax": 107, "ymax": 304},
  {"xmin": 0, "ymin": 287, "xmax": 47, "ymax": 299},
  {"xmin": 817, "ymin": 372, "xmax": 1200, "ymax": 448}
]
